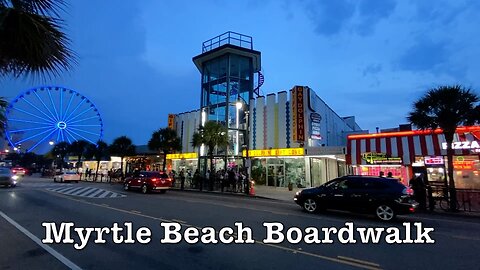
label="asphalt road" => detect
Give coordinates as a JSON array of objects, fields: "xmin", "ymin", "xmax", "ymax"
[{"xmin": 0, "ymin": 176, "xmax": 479, "ymax": 270}]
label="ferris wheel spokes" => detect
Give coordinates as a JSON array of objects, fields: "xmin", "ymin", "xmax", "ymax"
[
  {"xmin": 13, "ymin": 107, "xmax": 55, "ymax": 124},
  {"xmin": 47, "ymin": 89, "xmax": 61, "ymax": 121},
  {"xmin": 20, "ymin": 96, "xmax": 57, "ymax": 123},
  {"xmin": 65, "ymin": 106, "xmax": 94, "ymax": 123},
  {"xmin": 27, "ymin": 128, "xmax": 59, "ymax": 152},
  {"xmin": 33, "ymin": 90, "xmax": 58, "ymax": 121}
]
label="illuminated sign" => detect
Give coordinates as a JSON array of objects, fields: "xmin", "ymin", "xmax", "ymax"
[
  {"xmin": 442, "ymin": 141, "xmax": 480, "ymax": 150},
  {"xmin": 361, "ymin": 152, "xmax": 402, "ymax": 165},
  {"xmin": 424, "ymin": 156, "xmax": 444, "ymax": 165},
  {"xmin": 453, "ymin": 160, "xmax": 474, "ymax": 170},
  {"xmin": 242, "ymin": 148, "xmax": 304, "ymax": 157},
  {"xmin": 168, "ymin": 114, "xmax": 175, "ymax": 130},
  {"xmin": 166, "ymin": 153, "xmax": 198, "ymax": 159},
  {"xmin": 291, "ymin": 86, "xmax": 305, "ymax": 142}
]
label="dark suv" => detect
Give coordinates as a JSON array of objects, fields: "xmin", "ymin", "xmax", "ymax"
[{"xmin": 294, "ymin": 175, "xmax": 418, "ymax": 221}]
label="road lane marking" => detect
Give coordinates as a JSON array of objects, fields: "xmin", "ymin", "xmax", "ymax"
[
  {"xmin": 42, "ymin": 190, "xmax": 383, "ymax": 270},
  {"xmin": 337, "ymin": 256, "xmax": 381, "ymax": 267},
  {"xmin": 131, "ymin": 210, "xmax": 141, "ymax": 214},
  {"xmin": 256, "ymin": 241, "xmax": 382, "ymax": 270},
  {"xmin": 0, "ymin": 210, "xmax": 83, "ymax": 270},
  {"xmin": 172, "ymin": 219, "xmax": 187, "ymax": 224}
]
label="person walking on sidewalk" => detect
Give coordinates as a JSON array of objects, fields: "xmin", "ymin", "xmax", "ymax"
[{"xmin": 180, "ymin": 169, "xmax": 185, "ymax": 190}]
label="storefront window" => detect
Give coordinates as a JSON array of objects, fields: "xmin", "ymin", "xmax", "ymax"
[
  {"xmin": 285, "ymin": 158, "xmax": 306, "ymax": 188},
  {"xmin": 452, "ymin": 156, "xmax": 480, "ymax": 189}
]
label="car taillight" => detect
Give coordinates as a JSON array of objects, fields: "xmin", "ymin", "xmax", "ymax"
[
  {"xmin": 403, "ymin": 187, "xmax": 414, "ymax": 196},
  {"xmin": 151, "ymin": 178, "xmax": 158, "ymax": 182}
]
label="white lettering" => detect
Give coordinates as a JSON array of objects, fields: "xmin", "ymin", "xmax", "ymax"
[
  {"xmin": 136, "ymin": 227, "xmax": 151, "ymax": 244},
  {"xmin": 219, "ymin": 227, "xmax": 234, "ymax": 244},
  {"xmin": 184, "ymin": 227, "xmax": 199, "ymax": 244},
  {"xmin": 111, "ymin": 223, "xmax": 124, "ymax": 244},
  {"xmin": 235, "ymin": 222, "xmax": 254, "ymax": 244},
  {"xmin": 94, "ymin": 227, "xmax": 110, "ymax": 244},
  {"xmin": 160, "ymin": 222, "xmax": 182, "ymax": 243},
  {"xmin": 385, "ymin": 227, "xmax": 402, "ymax": 244},
  {"xmin": 73, "ymin": 227, "xmax": 94, "ymax": 250},
  {"xmin": 263, "ymin": 222, "xmax": 284, "ymax": 244},
  {"xmin": 286, "ymin": 227, "xmax": 302, "ymax": 244},
  {"xmin": 321, "ymin": 227, "xmax": 338, "ymax": 243},
  {"xmin": 304, "ymin": 227, "xmax": 321, "ymax": 244},
  {"xmin": 201, "ymin": 227, "xmax": 218, "ymax": 244},
  {"xmin": 338, "ymin": 222, "xmax": 356, "ymax": 244},
  {"xmin": 356, "ymin": 227, "xmax": 384, "ymax": 244},
  {"xmin": 403, "ymin": 222, "xmax": 413, "ymax": 243},
  {"xmin": 42, "ymin": 222, "xmax": 74, "ymax": 244},
  {"xmin": 414, "ymin": 222, "xmax": 435, "ymax": 243}
]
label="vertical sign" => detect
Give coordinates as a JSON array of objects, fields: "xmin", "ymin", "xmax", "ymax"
[
  {"xmin": 168, "ymin": 114, "xmax": 175, "ymax": 130},
  {"xmin": 296, "ymin": 86, "xmax": 305, "ymax": 142},
  {"xmin": 291, "ymin": 87, "xmax": 297, "ymax": 141}
]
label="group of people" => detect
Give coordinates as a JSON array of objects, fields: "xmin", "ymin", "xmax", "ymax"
[
  {"xmin": 79, "ymin": 168, "xmax": 113, "ymax": 182},
  {"xmin": 379, "ymin": 171, "xmax": 428, "ymax": 211}
]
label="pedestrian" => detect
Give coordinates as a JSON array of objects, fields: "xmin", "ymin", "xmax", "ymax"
[
  {"xmin": 180, "ymin": 169, "xmax": 185, "ymax": 190},
  {"xmin": 78, "ymin": 167, "xmax": 83, "ymax": 181},
  {"xmin": 387, "ymin": 172, "xmax": 393, "ymax": 178},
  {"xmin": 410, "ymin": 174, "xmax": 427, "ymax": 211},
  {"xmin": 379, "ymin": 171, "xmax": 385, "ymax": 177}
]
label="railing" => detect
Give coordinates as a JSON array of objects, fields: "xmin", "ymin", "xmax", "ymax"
[
  {"xmin": 427, "ymin": 186, "xmax": 480, "ymax": 212},
  {"xmin": 202, "ymin": 31, "xmax": 253, "ymax": 53}
]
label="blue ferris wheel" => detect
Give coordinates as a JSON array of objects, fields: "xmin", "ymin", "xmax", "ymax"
[{"xmin": 4, "ymin": 86, "xmax": 104, "ymax": 153}]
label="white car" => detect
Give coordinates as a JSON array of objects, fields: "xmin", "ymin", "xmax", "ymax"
[{"xmin": 53, "ymin": 171, "xmax": 80, "ymax": 183}]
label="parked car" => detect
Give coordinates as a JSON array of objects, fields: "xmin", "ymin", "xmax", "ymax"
[
  {"xmin": 294, "ymin": 175, "xmax": 418, "ymax": 221},
  {"xmin": 0, "ymin": 167, "xmax": 18, "ymax": 187},
  {"xmin": 124, "ymin": 171, "xmax": 172, "ymax": 194},
  {"xmin": 11, "ymin": 166, "xmax": 27, "ymax": 176},
  {"xmin": 53, "ymin": 170, "xmax": 80, "ymax": 183}
]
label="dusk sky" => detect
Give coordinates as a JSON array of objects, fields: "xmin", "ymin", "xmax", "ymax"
[{"xmin": 2, "ymin": 0, "xmax": 479, "ymax": 145}]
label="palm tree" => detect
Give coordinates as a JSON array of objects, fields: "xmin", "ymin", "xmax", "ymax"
[
  {"xmin": 91, "ymin": 140, "xmax": 109, "ymax": 181},
  {"xmin": 69, "ymin": 139, "xmax": 89, "ymax": 171},
  {"xmin": 0, "ymin": 0, "xmax": 76, "ymax": 79},
  {"xmin": 109, "ymin": 136, "xmax": 135, "ymax": 177},
  {"xmin": 148, "ymin": 128, "xmax": 181, "ymax": 171},
  {"xmin": 191, "ymin": 121, "xmax": 229, "ymax": 175},
  {"xmin": 0, "ymin": 97, "xmax": 6, "ymax": 133},
  {"xmin": 50, "ymin": 141, "xmax": 70, "ymax": 169},
  {"xmin": 408, "ymin": 85, "xmax": 480, "ymax": 211}
]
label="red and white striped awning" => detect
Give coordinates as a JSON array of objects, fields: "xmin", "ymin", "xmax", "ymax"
[{"xmin": 347, "ymin": 127, "xmax": 480, "ymax": 165}]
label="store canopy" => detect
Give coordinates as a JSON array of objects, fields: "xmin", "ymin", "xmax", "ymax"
[{"xmin": 347, "ymin": 126, "xmax": 480, "ymax": 165}]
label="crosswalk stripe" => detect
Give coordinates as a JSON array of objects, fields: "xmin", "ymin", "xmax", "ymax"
[
  {"xmin": 44, "ymin": 185, "xmax": 126, "ymax": 199},
  {"xmin": 97, "ymin": 191, "xmax": 111, "ymax": 198},
  {"xmin": 82, "ymin": 188, "xmax": 100, "ymax": 197},
  {"xmin": 70, "ymin": 187, "xmax": 92, "ymax": 196},
  {"xmin": 88, "ymin": 189, "xmax": 105, "ymax": 198}
]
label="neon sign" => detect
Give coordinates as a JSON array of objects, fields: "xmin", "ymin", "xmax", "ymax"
[{"xmin": 441, "ymin": 141, "xmax": 480, "ymax": 150}]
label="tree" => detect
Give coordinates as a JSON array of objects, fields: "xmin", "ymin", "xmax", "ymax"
[
  {"xmin": 50, "ymin": 141, "xmax": 70, "ymax": 169},
  {"xmin": 69, "ymin": 140, "xmax": 89, "ymax": 171},
  {"xmin": 86, "ymin": 140, "xmax": 109, "ymax": 181},
  {"xmin": 109, "ymin": 136, "xmax": 135, "ymax": 177},
  {"xmin": 191, "ymin": 121, "xmax": 229, "ymax": 175},
  {"xmin": 0, "ymin": 97, "xmax": 6, "ymax": 134},
  {"xmin": 407, "ymin": 85, "xmax": 480, "ymax": 211},
  {"xmin": 148, "ymin": 128, "xmax": 181, "ymax": 171},
  {"xmin": 0, "ymin": 0, "xmax": 76, "ymax": 79}
]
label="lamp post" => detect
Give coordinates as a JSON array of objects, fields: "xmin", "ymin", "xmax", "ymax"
[
  {"xmin": 244, "ymin": 109, "xmax": 250, "ymax": 195},
  {"xmin": 237, "ymin": 98, "xmax": 250, "ymax": 195}
]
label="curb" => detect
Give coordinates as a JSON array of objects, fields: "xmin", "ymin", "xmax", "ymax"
[{"xmin": 168, "ymin": 187, "xmax": 277, "ymax": 201}]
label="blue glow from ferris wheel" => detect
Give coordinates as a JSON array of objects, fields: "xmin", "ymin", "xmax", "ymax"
[{"xmin": 4, "ymin": 86, "xmax": 104, "ymax": 153}]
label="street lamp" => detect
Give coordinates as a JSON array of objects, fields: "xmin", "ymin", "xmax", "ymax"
[
  {"xmin": 49, "ymin": 141, "xmax": 55, "ymax": 146},
  {"xmin": 236, "ymin": 97, "xmax": 250, "ymax": 195}
]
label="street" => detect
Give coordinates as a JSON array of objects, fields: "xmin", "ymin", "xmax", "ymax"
[{"xmin": 1, "ymin": 176, "xmax": 479, "ymax": 270}]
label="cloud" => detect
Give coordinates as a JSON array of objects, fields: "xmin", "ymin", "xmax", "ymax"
[
  {"xmin": 304, "ymin": 0, "xmax": 356, "ymax": 36},
  {"xmin": 396, "ymin": 37, "xmax": 447, "ymax": 73},
  {"xmin": 301, "ymin": 0, "xmax": 396, "ymax": 36},
  {"xmin": 355, "ymin": 0, "xmax": 396, "ymax": 36},
  {"xmin": 362, "ymin": 63, "xmax": 383, "ymax": 76}
]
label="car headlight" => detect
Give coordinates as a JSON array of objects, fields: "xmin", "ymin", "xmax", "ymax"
[
  {"xmin": 12, "ymin": 175, "xmax": 19, "ymax": 180},
  {"xmin": 295, "ymin": 191, "xmax": 301, "ymax": 196}
]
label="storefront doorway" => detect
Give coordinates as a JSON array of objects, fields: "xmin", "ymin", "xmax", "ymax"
[{"xmin": 267, "ymin": 164, "xmax": 285, "ymax": 187}]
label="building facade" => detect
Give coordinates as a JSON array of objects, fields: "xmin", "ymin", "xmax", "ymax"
[
  {"xmin": 169, "ymin": 85, "xmax": 363, "ymax": 188},
  {"xmin": 347, "ymin": 126, "xmax": 480, "ymax": 190}
]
